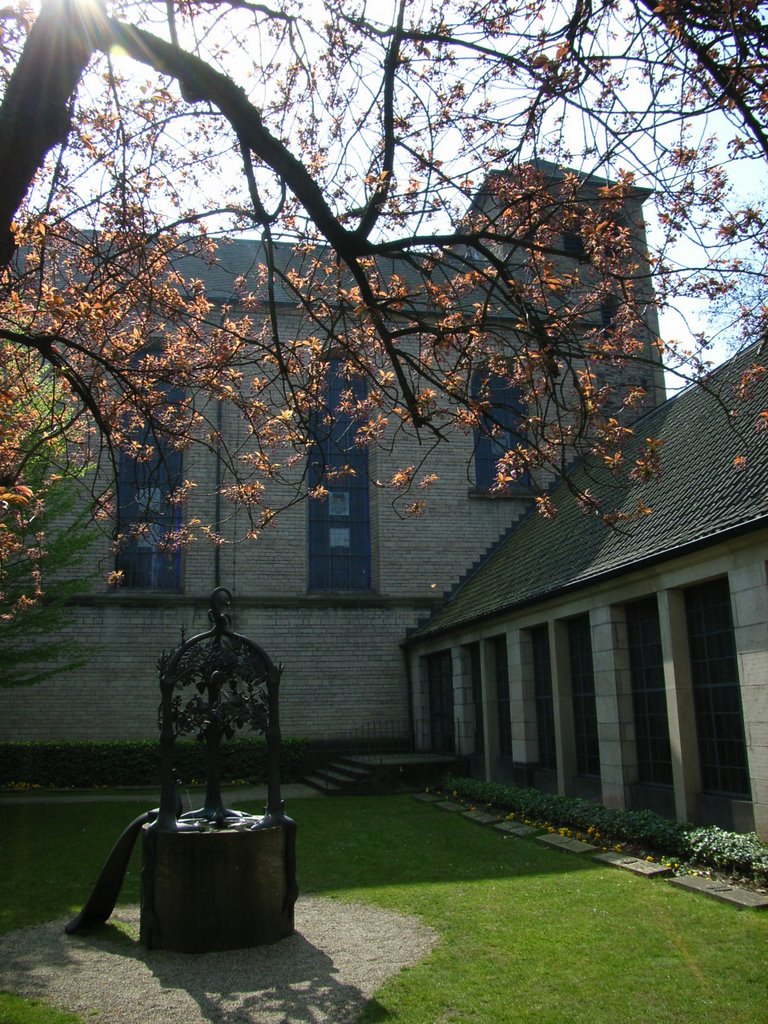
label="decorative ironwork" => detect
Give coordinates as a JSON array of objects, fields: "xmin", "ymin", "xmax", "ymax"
[{"xmin": 155, "ymin": 586, "xmax": 284, "ymax": 831}]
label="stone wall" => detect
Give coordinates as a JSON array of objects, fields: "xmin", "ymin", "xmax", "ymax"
[{"xmin": 0, "ymin": 415, "xmax": 532, "ymax": 743}]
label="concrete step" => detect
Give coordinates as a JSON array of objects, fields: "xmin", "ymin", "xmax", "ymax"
[
  {"xmin": 302, "ymin": 762, "xmax": 376, "ymax": 795},
  {"xmin": 331, "ymin": 761, "xmax": 377, "ymax": 779},
  {"xmin": 319, "ymin": 767, "xmax": 370, "ymax": 786},
  {"xmin": 303, "ymin": 753, "xmax": 467, "ymax": 796},
  {"xmin": 302, "ymin": 773, "xmax": 346, "ymax": 796}
]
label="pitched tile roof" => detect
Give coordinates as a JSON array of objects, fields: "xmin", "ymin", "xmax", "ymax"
[{"xmin": 409, "ymin": 346, "xmax": 768, "ymax": 641}]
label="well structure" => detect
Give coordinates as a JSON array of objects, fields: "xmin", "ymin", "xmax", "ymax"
[{"xmin": 139, "ymin": 586, "xmax": 297, "ymax": 952}]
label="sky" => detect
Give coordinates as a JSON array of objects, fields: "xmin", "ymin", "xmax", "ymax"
[{"xmin": 27, "ymin": 0, "xmax": 768, "ymax": 389}]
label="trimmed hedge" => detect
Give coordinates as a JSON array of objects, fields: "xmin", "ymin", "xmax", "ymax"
[
  {"xmin": 443, "ymin": 774, "xmax": 768, "ymax": 884},
  {"xmin": 0, "ymin": 737, "xmax": 308, "ymax": 789}
]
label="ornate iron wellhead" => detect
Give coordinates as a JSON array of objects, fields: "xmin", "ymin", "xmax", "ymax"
[
  {"xmin": 155, "ymin": 586, "xmax": 284, "ymax": 832},
  {"xmin": 65, "ymin": 587, "xmax": 295, "ymax": 942}
]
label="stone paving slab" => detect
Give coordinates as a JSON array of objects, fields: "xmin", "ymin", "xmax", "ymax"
[
  {"xmin": 668, "ymin": 875, "xmax": 768, "ymax": 910},
  {"xmin": 493, "ymin": 821, "xmax": 541, "ymax": 838},
  {"xmin": 435, "ymin": 800, "xmax": 465, "ymax": 812},
  {"xmin": 536, "ymin": 833, "xmax": 599, "ymax": 854},
  {"xmin": 411, "ymin": 793, "xmax": 441, "ymax": 803},
  {"xmin": 462, "ymin": 810, "xmax": 501, "ymax": 826},
  {"xmin": 593, "ymin": 851, "xmax": 673, "ymax": 878}
]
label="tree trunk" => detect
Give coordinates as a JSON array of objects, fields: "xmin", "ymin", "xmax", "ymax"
[{"xmin": 0, "ymin": 0, "xmax": 96, "ymax": 265}]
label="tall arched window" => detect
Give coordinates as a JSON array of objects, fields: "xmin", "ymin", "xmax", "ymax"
[
  {"xmin": 473, "ymin": 372, "xmax": 528, "ymax": 491},
  {"xmin": 308, "ymin": 360, "xmax": 370, "ymax": 591},
  {"xmin": 116, "ymin": 431, "xmax": 182, "ymax": 590}
]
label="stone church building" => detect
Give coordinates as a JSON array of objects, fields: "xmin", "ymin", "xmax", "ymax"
[{"xmin": 1, "ymin": 164, "xmax": 765, "ymax": 838}]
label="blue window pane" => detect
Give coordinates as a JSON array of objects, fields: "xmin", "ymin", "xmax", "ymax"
[
  {"xmin": 473, "ymin": 373, "xmax": 528, "ymax": 490},
  {"xmin": 531, "ymin": 624, "xmax": 556, "ymax": 771},
  {"xmin": 469, "ymin": 642, "xmax": 485, "ymax": 754},
  {"xmin": 563, "ymin": 230, "xmax": 585, "ymax": 257},
  {"xmin": 115, "ymin": 545, "xmax": 180, "ymax": 589},
  {"xmin": 568, "ymin": 615, "xmax": 600, "ymax": 778},
  {"xmin": 308, "ymin": 361, "xmax": 371, "ymax": 591},
  {"xmin": 494, "ymin": 636, "xmax": 512, "ymax": 757},
  {"xmin": 626, "ymin": 597, "xmax": 673, "ymax": 787},
  {"xmin": 116, "ymin": 401, "xmax": 183, "ymax": 590},
  {"xmin": 685, "ymin": 579, "xmax": 750, "ymax": 798},
  {"xmin": 600, "ymin": 294, "xmax": 620, "ymax": 330}
]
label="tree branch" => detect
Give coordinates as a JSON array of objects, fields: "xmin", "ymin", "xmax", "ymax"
[
  {"xmin": 98, "ymin": 16, "xmax": 368, "ymax": 261},
  {"xmin": 353, "ymin": 0, "xmax": 405, "ymax": 240},
  {"xmin": 636, "ymin": 0, "xmax": 768, "ymax": 162}
]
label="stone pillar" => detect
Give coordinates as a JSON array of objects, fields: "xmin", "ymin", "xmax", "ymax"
[
  {"xmin": 550, "ymin": 619, "xmax": 577, "ymax": 796},
  {"xmin": 410, "ymin": 651, "xmax": 431, "ymax": 752},
  {"xmin": 591, "ymin": 604, "xmax": 633, "ymax": 809},
  {"xmin": 729, "ymin": 559, "xmax": 768, "ymax": 840},
  {"xmin": 657, "ymin": 588, "xmax": 701, "ymax": 824},
  {"xmin": 453, "ymin": 645, "xmax": 476, "ymax": 756},
  {"xmin": 509, "ymin": 627, "xmax": 538, "ymax": 765}
]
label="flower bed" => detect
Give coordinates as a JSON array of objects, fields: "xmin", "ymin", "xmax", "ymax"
[{"xmin": 441, "ymin": 774, "xmax": 768, "ymax": 886}]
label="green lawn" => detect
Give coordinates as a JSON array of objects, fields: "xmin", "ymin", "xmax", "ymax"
[{"xmin": 1, "ymin": 794, "xmax": 767, "ymax": 1023}]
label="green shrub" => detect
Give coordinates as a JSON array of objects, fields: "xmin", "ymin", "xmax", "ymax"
[
  {"xmin": 0, "ymin": 737, "xmax": 308, "ymax": 788},
  {"xmin": 686, "ymin": 826, "xmax": 768, "ymax": 884},
  {"xmin": 442, "ymin": 774, "xmax": 768, "ymax": 882}
]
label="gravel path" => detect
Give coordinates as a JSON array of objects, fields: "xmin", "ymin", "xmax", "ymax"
[{"xmin": 0, "ymin": 898, "xmax": 438, "ymax": 1024}]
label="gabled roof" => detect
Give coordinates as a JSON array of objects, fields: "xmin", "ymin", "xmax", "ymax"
[{"xmin": 409, "ymin": 346, "xmax": 768, "ymax": 642}]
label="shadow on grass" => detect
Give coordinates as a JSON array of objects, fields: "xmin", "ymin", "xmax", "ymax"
[{"xmin": 358, "ymin": 999, "xmax": 393, "ymax": 1022}]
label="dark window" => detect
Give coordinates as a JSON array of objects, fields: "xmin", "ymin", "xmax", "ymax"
[
  {"xmin": 427, "ymin": 650, "xmax": 455, "ymax": 754},
  {"xmin": 116, "ymin": 398, "xmax": 183, "ymax": 590},
  {"xmin": 531, "ymin": 624, "xmax": 556, "ymax": 771},
  {"xmin": 473, "ymin": 373, "xmax": 528, "ymax": 491},
  {"xmin": 469, "ymin": 643, "xmax": 485, "ymax": 754},
  {"xmin": 493, "ymin": 636, "xmax": 513, "ymax": 757},
  {"xmin": 568, "ymin": 615, "xmax": 600, "ymax": 777},
  {"xmin": 600, "ymin": 294, "xmax": 619, "ymax": 330},
  {"xmin": 563, "ymin": 230, "xmax": 585, "ymax": 258},
  {"xmin": 685, "ymin": 579, "xmax": 751, "ymax": 798},
  {"xmin": 308, "ymin": 361, "xmax": 370, "ymax": 590},
  {"xmin": 626, "ymin": 597, "xmax": 673, "ymax": 787}
]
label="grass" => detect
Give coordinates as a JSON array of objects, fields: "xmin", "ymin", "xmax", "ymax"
[
  {"xmin": 0, "ymin": 992, "xmax": 83, "ymax": 1024},
  {"xmin": 1, "ymin": 794, "xmax": 767, "ymax": 1023}
]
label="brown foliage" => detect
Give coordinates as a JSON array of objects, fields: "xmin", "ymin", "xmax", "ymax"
[{"xmin": 0, "ymin": 0, "xmax": 765, "ymax": 600}]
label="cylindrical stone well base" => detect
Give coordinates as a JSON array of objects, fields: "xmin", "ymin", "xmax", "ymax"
[{"xmin": 140, "ymin": 824, "xmax": 295, "ymax": 953}]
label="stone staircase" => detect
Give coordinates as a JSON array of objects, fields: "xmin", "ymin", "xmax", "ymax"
[{"xmin": 303, "ymin": 753, "xmax": 464, "ymax": 796}]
